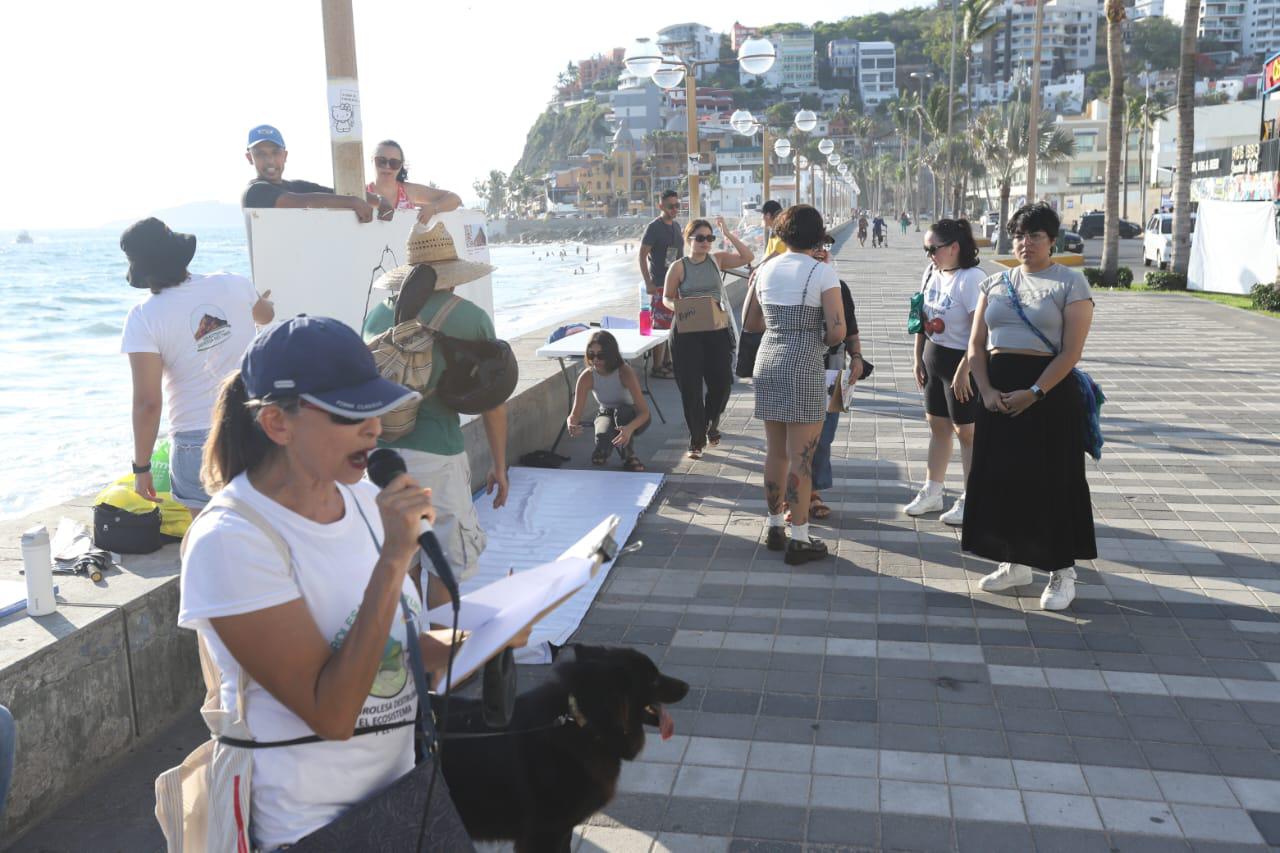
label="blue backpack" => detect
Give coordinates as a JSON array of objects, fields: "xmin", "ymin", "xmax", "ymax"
[{"xmin": 1000, "ymin": 272, "xmax": 1106, "ymax": 461}]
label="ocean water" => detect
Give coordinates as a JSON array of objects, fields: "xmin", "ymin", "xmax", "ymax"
[{"xmin": 0, "ymin": 227, "xmax": 643, "ymax": 521}]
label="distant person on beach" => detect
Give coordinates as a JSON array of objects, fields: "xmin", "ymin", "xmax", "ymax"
[
  {"xmin": 240, "ymin": 125, "xmax": 391, "ymax": 222},
  {"xmin": 365, "ymin": 140, "xmax": 461, "ymax": 224},
  {"xmin": 907, "ymin": 219, "xmax": 984, "ymax": 525},
  {"xmin": 761, "ymin": 200, "xmax": 784, "ymax": 260},
  {"xmin": 363, "ymin": 223, "xmax": 509, "ymax": 610},
  {"xmin": 639, "ymin": 189, "xmax": 681, "ymax": 378},
  {"xmin": 663, "ymin": 216, "xmax": 753, "ymax": 459},
  {"xmin": 743, "ymin": 205, "xmax": 845, "ymax": 565},
  {"xmin": 566, "ymin": 330, "xmax": 650, "ymax": 471},
  {"xmin": 964, "ymin": 202, "xmax": 1097, "ymax": 611},
  {"xmin": 119, "ymin": 218, "xmax": 273, "ymax": 506}
]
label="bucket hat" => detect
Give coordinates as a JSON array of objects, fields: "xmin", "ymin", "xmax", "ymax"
[
  {"xmin": 120, "ymin": 218, "xmax": 197, "ymax": 289},
  {"xmin": 374, "ymin": 222, "xmax": 495, "ymax": 293}
]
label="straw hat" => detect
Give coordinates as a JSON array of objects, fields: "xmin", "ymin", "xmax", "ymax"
[{"xmin": 375, "ymin": 222, "xmax": 495, "ymax": 292}]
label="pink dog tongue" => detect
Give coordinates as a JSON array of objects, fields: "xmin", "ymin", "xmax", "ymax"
[{"xmin": 659, "ymin": 706, "xmax": 674, "ymax": 741}]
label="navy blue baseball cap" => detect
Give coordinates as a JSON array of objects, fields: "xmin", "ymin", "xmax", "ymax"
[
  {"xmin": 241, "ymin": 316, "xmax": 419, "ymax": 418},
  {"xmin": 246, "ymin": 124, "xmax": 286, "ymax": 150}
]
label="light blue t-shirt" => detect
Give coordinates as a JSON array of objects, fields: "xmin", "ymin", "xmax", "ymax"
[{"xmin": 981, "ymin": 264, "xmax": 1093, "ymax": 353}]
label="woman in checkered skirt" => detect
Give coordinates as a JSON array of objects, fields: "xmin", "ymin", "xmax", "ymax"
[{"xmin": 742, "ymin": 205, "xmax": 846, "ymax": 565}]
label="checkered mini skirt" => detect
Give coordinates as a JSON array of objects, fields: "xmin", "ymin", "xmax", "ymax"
[{"xmin": 753, "ymin": 302, "xmax": 827, "ymax": 423}]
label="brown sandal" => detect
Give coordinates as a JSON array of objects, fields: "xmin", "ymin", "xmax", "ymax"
[
  {"xmin": 810, "ymin": 493, "xmax": 832, "ymax": 519},
  {"xmin": 623, "ymin": 456, "xmax": 646, "ymax": 472}
]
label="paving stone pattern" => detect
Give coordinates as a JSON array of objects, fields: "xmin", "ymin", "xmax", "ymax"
[
  {"xmin": 571, "ymin": 235, "xmax": 1280, "ymax": 852},
  {"xmin": 9, "ymin": 235, "xmax": 1280, "ymax": 853}
]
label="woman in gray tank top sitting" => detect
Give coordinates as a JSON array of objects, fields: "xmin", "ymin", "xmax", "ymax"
[
  {"xmin": 566, "ymin": 330, "xmax": 650, "ymax": 471},
  {"xmin": 662, "ymin": 216, "xmax": 754, "ymax": 459}
]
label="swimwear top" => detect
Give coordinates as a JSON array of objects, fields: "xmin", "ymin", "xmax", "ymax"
[{"xmin": 366, "ymin": 182, "xmax": 416, "ymax": 210}]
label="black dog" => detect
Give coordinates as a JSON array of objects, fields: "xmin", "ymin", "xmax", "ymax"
[{"xmin": 437, "ymin": 645, "xmax": 689, "ymax": 853}]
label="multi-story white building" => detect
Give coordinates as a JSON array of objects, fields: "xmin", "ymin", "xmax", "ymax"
[
  {"xmin": 657, "ymin": 22, "xmax": 721, "ymax": 79},
  {"xmin": 971, "ymin": 0, "xmax": 1098, "ymax": 83},
  {"xmin": 970, "ymin": 71, "xmax": 1085, "ymax": 113},
  {"xmin": 856, "ymin": 41, "xmax": 898, "ymax": 105},
  {"xmin": 1245, "ymin": 0, "xmax": 1280, "ymax": 55},
  {"xmin": 828, "ymin": 39, "xmax": 859, "ymax": 79},
  {"xmin": 1161, "ymin": 0, "xmax": 1280, "ymax": 56},
  {"xmin": 1133, "ymin": 0, "xmax": 1165, "ymax": 19},
  {"xmin": 746, "ymin": 30, "xmax": 816, "ymax": 87}
]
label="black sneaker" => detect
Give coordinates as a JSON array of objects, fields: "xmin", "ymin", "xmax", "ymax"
[
  {"xmin": 766, "ymin": 526, "xmax": 787, "ymax": 551},
  {"xmin": 784, "ymin": 537, "xmax": 828, "ymax": 565}
]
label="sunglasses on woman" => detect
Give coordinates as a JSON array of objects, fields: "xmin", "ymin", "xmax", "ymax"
[
  {"xmin": 585, "ymin": 349, "xmax": 606, "ymax": 361},
  {"xmin": 923, "ymin": 241, "xmax": 954, "ymax": 255},
  {"xmin": 374, "ymin": 156, "xmax": 404, "ymax": 170},
  {"xmin": 692, "ymin": 234, "xmax": 715, "ymax": 243},
  {"xmin": 300, "ymin": 399, "xmax": 366, "ymax": 426}
]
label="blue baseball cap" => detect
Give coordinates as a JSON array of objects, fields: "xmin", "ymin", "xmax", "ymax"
[
  {"xmin": 246, "ymin": 124, "xmax": 286, "ymax": 150},
  {"xmin": 241, "ymin": 316, "xmax": 419, "ymax": 418}
]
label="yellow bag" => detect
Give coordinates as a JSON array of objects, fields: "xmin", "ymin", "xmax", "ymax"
[{"xmin": 102, "ymin": 476, "xmax": 194, "ymax": 539}]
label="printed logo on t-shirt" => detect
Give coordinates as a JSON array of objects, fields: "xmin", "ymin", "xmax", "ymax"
[
  {"xmin": 190, "ymin": 305, "xmax": 232, "ymax": 352},
  {"xmin": 332, "ymin": 607, "xmax": 410, "ymax": 699}
]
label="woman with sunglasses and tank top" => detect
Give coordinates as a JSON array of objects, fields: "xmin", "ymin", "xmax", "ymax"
[
  {"xmin": 566, "ymin": 330, "xmax": 650, "ymax": 471},
  {"xmin": 366, "ymin": 140, "xmax": 462, "ymax": 224},
  {"xmin": 964, "ymin": 202, "xmax": 1097, "ymax": 611},
  {"xmin": 906, "ymin": 219, "xmax": 985, "ymax": 525},
  {"xmin": 662, "ymin": 216, "xmax": 754, "ymax": 459}
]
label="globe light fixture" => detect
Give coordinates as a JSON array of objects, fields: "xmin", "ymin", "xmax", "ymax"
[
  {"xmin": 838, "ymin": 164, "xmax": 849, "ymax": 175},
  {"xmin": 818, "ymin": 138, "xmax": 835, "ymax": 155},
  {"xmin": 737, "ymin": 37, "xmax": 777, "ymax": 76},
  {"xmin": 623, "ymin": 38, "xmax": 663, "ymax": 80},
  {"xmin": 797, "ymin": 155, "xmax": 810, "ymax": 170},
  {"xmin": 650, "ymin": 56, "xmax": 686, "ymax": 89},
  {"xmin": 773, "ymin": 137, "xmax": 792, "ymax": 159},
  {"xmin": 730, "ymin": 109, "xmax": 757, "ymax": 135},
  {"xmin": 828, "ymin": 153, "xmax": 840, "ymax": 166},
  {"xmin": 794, "ymin": 109, "xmax": 818, "ymax": 133}
]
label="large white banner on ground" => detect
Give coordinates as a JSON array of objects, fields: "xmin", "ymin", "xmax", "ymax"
[
  {"xmin": 1188, "ymin": 199, "xmax": 1278, "ymax": 295},
  {"xmin": 244, "ymin": 207, "xmax": 494, "ymax": 332}
]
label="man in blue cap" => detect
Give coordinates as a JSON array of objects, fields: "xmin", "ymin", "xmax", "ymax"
[{"xmin": 242, "ymin": 125, "xmax": 392, "ymax": 222}]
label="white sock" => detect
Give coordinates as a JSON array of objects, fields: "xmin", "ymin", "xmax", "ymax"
[
  {"xmin": 791, "ymin": 523, "xmax": 810, "ymax": 543},
  {"xmin": 767, "ymin": 512, "xmax": 786, "ymax": 527},
  {"xmin": 923, "ymin": 480, "xmax": 944, "ymax": 496}
]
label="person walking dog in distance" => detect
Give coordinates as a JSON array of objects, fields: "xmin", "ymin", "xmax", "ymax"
[
  {"xmin": 906, "ymin": 219, "xmax": 985, "ymax": 525},
  {"xmin": 963, "ymin": 202, "xmax": 1097, "ymax": 610},
  {"xmin": 743, "ymin": 205, "xmax": 846, "ymax": 564}
]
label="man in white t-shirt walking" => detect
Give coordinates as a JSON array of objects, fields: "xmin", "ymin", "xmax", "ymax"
[{"xmin": 119, "ymin": 218, "xmax": 273, "ymax": 504}]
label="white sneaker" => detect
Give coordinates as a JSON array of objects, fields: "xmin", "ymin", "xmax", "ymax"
[
  {"xmin": 904, "ymin": 486, "xmax": 944, "ymax": 516},
  {"xmin": 979, "ymin": 562, "xmax": 1033, "ymax": 592},
  {"xmin": 939, "ymin": 496, "xmax": 965, "ymax": 526},
  {"xmin": 1040, "ymin": 567, "xmax": 1078, "ymax": 611}
]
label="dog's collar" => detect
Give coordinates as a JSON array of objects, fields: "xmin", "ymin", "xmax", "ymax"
[{"xmin": 566, "ymin": 693, "xmax": 588, "ymax": 728}]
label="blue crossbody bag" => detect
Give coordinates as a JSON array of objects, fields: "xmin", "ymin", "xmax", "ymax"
[{"xmin": 1000, "ymin": 272, "xmax": 1106, "ymax": 461}]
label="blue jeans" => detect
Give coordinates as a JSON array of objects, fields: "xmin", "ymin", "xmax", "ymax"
[
  {"xmin": 170, "ymin": 429, "xmax": 211, "ymax": 505},
  {"xmin": 812, "ymin": 410, "xmax": 841, "ymax": 492},
  {"xmin": 0, "ymin": 704, "xmax": 14, "ymax": 823}
]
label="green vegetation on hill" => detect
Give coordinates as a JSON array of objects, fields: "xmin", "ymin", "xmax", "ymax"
[{"xmin": 514, "ymin": 101, "xmax": 611, "ymax": 178}]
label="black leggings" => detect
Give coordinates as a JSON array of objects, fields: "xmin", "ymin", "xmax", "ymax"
[{"xmin": 672, "ymin": 328, "xmax": 734, "ymax": 448}]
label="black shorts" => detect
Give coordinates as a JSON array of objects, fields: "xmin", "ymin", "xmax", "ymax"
[{"xmin": 923, "ymin": 340, "xmax": 979, "ymax": 425}]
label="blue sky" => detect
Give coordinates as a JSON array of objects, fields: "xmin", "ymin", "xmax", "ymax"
[{"xmin": 0, "ymin": 0, "xmax": 927, "ymax": 229}]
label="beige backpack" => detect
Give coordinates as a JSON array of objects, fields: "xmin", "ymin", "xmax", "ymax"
[
  {"xmin": 367, "ymin": 265, "xmax": 462, "ymax": 440},
  {"xmin": 154, "ymin": 495, "xmax": 293, "ymax": 853}
]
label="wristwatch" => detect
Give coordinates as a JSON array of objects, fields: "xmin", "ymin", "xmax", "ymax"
[
  {"xmin": 1030, "ymin": 384, "xmax": 1045, "ymax": 401},
  {"xmin": 132, "ymin": 461, "xmax": 151, "ymax": 474}
]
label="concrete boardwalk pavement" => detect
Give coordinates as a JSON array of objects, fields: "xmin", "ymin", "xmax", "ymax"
[{"xmin": 10, "ymin": 233, "xmax": 1280, "ymax": 852}]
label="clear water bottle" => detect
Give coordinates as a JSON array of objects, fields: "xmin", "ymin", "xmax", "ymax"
[
  {"xmin": 151, "ymin": 440, "xmax": 171, "ymax": 493},
  {"xmin": 22, "ymin": 524, "xmax": 56, "ymax": 616},
  {"xmin": 638, "ymin": 282, "xmax": 653, "ymax": 336}
]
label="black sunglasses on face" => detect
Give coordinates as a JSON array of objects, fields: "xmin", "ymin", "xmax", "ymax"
[
  {"xmin": 585, "ymin": 350, "xmax": 605, "ymax": 360},
  {"xmin": 692, "ymin": 234, "xmax": 715, "ymax": 243},
  {"xmin": 924, "ymin": 241, "xmax": 954, "ymax": 255},
  {"xmin": 300, "ymin": 399, "xmax": 365, "ymax": 426},
  {"xmin": 374, "ymin": 156, "xmax": 404, "ymax": 169}
]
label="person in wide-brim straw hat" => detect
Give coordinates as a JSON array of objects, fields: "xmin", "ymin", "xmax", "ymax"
[
  {"xmin": 362, "ymin": 220, "xmax": 509, "ymax": 612},
  {"xmin": 374, "ymin": 221, "xmax": 495, "ymax": 292}
]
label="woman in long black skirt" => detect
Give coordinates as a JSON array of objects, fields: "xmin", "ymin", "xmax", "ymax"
[{"xmin": 963, "ymin": 202, "xmax": 1097, "ymax": 610}]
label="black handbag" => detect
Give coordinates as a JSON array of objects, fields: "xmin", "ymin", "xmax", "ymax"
[
  {"xmin": 93, "ymin": 503, "xmax": 163, "ymax": 554},
  {"xmin": 735, "ymin": 330, "xmax": 762, "ymax": 378}
]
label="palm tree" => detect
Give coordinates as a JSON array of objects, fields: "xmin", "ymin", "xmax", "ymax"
[
  {"xmin": 961, "ymin": 0, "xmax": 1002, "ymax": 114},
  {"xmin": 602, "ymin": 160, "xmax": 617, "ymax": 216},
  {"xmin": 1171, "ymin": 0, "xmax": 1200, "ymax": 274},
  {"xmin": 1100, "ymin": 0, "xmax": 1127, "ymax": 285},
  {"xmin": 1134, "ymin": 92, "xmax": 1172, "ymax": 221},
  {"xmin": 974, "ymin": 101, "xmax": 1075, "ymax": 254},
  {"xmin": 1123, "ymin": 95, "xmax": 1142, "ymax": 220}
]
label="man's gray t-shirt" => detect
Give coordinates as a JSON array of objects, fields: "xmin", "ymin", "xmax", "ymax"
[
  {"xmin": 642, "ymin": 217, "xmax": 683, "ymax": 288},
  {"xmin": 980, "ymin": 264, "xmax": 1093, "ymax": 353}
]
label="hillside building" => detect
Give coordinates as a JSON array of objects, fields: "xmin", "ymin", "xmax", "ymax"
[
  {"xmin": 1165, "ymin": 0, "xmax": 1280, "ymax": 58},
  {"xmin": 856, "ymin": 41, "xmax": 899, "ymax": 105},
  {"xmin": 657, "ymin": 23, "xmax": 721, "ymax": 79},
  {"xmin": 971, "ymin": 0, "xmax": 1098, "ymax": 83},
  {"xmin": 746, "ymin": 30, "xmax": 816, "ymax": 87},
  {"xmin": 827, "ymin": 39, "xmax": 859, "ymax": 79}
]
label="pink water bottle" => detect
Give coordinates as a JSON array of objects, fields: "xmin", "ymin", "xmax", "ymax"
[{"xmin": 638, "ymin": 283, "xmax": 653, "ymax": 335}]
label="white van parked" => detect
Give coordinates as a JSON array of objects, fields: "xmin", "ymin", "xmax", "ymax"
[{"xmin": 1143, "ymin": 213, "xmax": 1195, "ymax": 269}]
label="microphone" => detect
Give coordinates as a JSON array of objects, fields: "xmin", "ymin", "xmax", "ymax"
[{"xmin": 366, "ymin": 448, "xmax": 460, "ymax": 610}]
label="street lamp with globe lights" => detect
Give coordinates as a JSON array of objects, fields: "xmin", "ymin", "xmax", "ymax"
[
  {"xmin": 626, "ymin": 35, "xmax": 775, "ymax": 217},
  {"xmin": 794, "ymin": 109, "xmax": 818, "ymax": 133},
  {"xmin": 818, "ymin": 138, "xmax": 835, "ymax": 156}
]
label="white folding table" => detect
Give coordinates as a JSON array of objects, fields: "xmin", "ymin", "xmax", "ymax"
[{"xmin": 536, "ymin": 328, "xmax": 670, "ymax": 453}]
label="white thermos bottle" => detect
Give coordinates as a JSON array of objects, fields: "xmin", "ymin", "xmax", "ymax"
[{"xmin": 21, "ymin": 524, "xmax": 57, "ymax": 616}]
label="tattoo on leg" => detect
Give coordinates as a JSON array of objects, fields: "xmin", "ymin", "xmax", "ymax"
[
  {"xmin": 765, "ymin": 480, "xmax": 783, "ymax": 513},
  {"xmin": 798, "ymin": 436, "xmax": 819, "ymax": 478},
  {"xmin": 785, "ymin": 473, "xmax": 800, "ymax": 509}
]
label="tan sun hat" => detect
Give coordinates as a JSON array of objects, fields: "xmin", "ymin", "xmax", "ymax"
[{"xmin": 375, "ymin": 221, "xmax": 496, "ymax": 292}]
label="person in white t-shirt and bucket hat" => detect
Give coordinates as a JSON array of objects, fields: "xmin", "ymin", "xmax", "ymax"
[{"xmin": 120, "ymin": 217, "xmax": 274, "ymax": 506}]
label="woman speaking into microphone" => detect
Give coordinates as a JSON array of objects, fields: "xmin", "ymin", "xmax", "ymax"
[{"xmin": 178, "ymin": 316, "xmax": 517, "ymax": 849}]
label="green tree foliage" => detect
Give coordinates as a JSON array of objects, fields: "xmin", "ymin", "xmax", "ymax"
[
  {"xmin": 514, "ymin": 102, "xmax": 611, "ymax": 177},
  {"xmin": 813, "ymin": 9, "xmax": 934, "ymax": 69},
  {"xmin": 1128, "ymin": 18, "xmax": 1181, "ymax": 71}
]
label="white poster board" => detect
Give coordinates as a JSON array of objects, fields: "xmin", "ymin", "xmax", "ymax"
[
  {"xmin": 1187, "ymin": 199, "xmax": 1278, "ymax": 295},
  {"xmin": 245, "ymin": 207, "xmax": 494, "ymax": 333}
]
